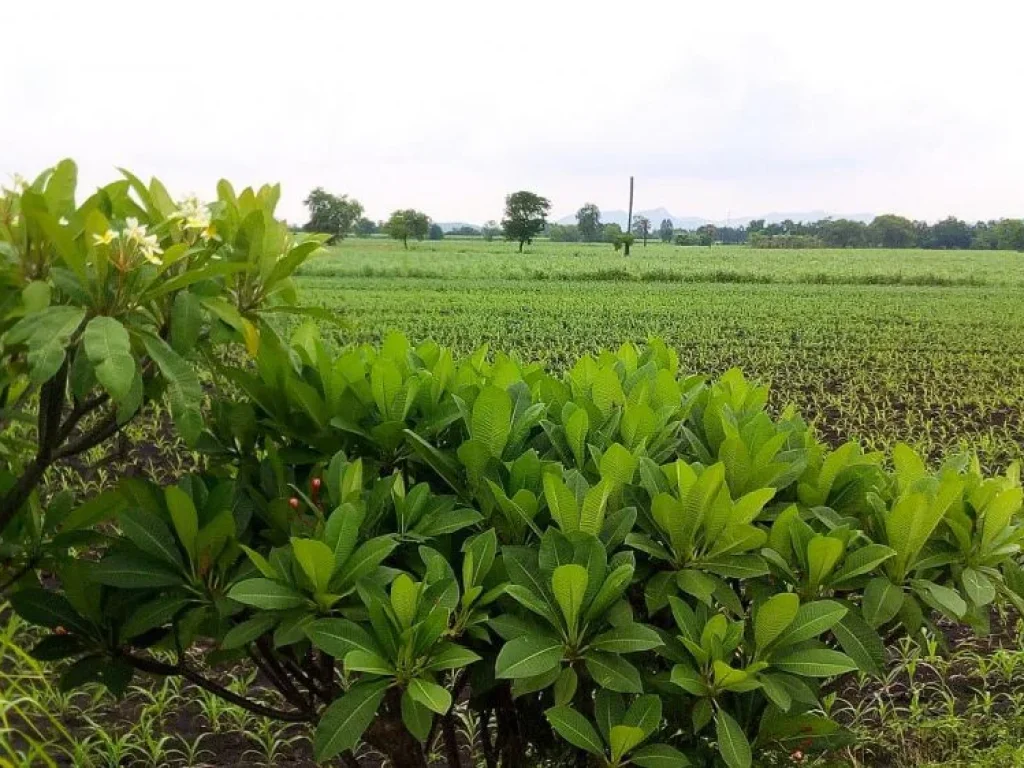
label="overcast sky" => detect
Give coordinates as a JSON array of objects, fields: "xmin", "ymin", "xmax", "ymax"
[{"xmin": 5, "ymin": 1, "xmax": 1023, "ymax": 225}]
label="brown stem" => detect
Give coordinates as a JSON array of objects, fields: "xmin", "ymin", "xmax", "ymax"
[
  {"xmin": 246, "ymin": 647, "xmax": 311, "ymax": 713},
  {"xmin": 479, "ymin": 707, "xmax": 497, "ymax": 768},
  {"xmin": 121, "ymin": 652, "xmax": 313, "ymax": 722},
  {"xmin": 442, "ymin": 711, "xmax": 462, "ymax": 768}
]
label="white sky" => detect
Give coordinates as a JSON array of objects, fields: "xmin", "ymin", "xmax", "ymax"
[{"xmin": 4, "ymin": 0, "xmax": 1023, "ymax": 224}]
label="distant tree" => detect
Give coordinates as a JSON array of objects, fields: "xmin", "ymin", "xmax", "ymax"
[
  {"xmin": 612, "ymin": 232, "xmax": 635, "ymax": 252},
  {"xmin": 602, "ymin": 223, "xmax": 623, "ymax": 243},
  {"xmin": 747, "ymin": 219, "xmax": 765, "ymax": 233},
  {"xmin": 548, "ymin": 223, "xmax": 580, "ymax": 242},
  {"xmin": 302, "ymin": 187, "xmax": 363, "ymax": 242},
  {"xmin": 502, "ymin": 191, "xmax": 551, "ymax": 252},
  {"xmin": 384, "ymin": 209, "xmax": 431, "ymax": 249},
  {"xmin": 631, "ymin": 215, "xmax": 652, "ymax": 246},
  {"xmin": 929, "ymin": 216, "xmax": 973, "ymax": 249},
  {"xmin": 695, "ymin": 224, "xmax": 717, "ymax": 247},
  {"xmin": 354, "ymin": 217, "xmax": 377, "ymax": 237},
  {"xmin": 428, "ymin": 223, "xmax": 444, "ymax": 240},
  {"xmin": 869, "ymin": 214, "xmax": 916, "ymax": 248},
  {"xmin": 481, "ymin": 220, "xmax": 501, "ymax": 241},
  {"xmin": 716, "ymin": 226, "xmax": 747, "ymax": 244},
  {"xmin": 450, "ymin": 225, "xmax": 481, "ymax": 236},
  {"xmin": 658, "ymin": 218, "xmax": 674, "ymax": 243},
  {"xmin": 994, "ymin": 219, "xmax": 1024, "ymax": 251},
  {"xmin": 575, "ymin": 203, "xmax": 602, "ymax": 242},
  {"xmin": 820, "ymin": 219, "xmax": 867, "ymax": 248}
]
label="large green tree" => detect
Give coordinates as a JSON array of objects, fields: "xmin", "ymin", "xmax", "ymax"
[
  {"xmin": 994, "ymin": 218, "xmax": 1024, "ymax": 251},
  {"xmin": 302, "ymin": 187, "xmax": 363, "ymax": 242},
  {"xmin": 869, "ymin": 214, "xmax": 916, "ymax": 248},
  {"xmin": 575, "ymin": 203, "xmax": 602, "ymax": 242},
  {"xmin": 384, "ymin": 209, "xmax": 431, "ymax": 248},
  {"xmin": 502, "ymin": 191, "xmax": 550, "ymax": 252},
  {"xmin": 658, "ymin": 218, "xmax": 674, "ymax": 242}
]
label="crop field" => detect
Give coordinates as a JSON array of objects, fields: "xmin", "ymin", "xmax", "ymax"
[{"xmin": 298, "ymin": 239, "xmax": 1024, "ymax": 472}]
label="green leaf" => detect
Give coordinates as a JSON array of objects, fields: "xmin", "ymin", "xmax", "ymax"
[
  {"xmin": 142, "ymin": 333, "xmax": 203, "ymax": 445},
  {"xmin": 335, "ymin": 535, "xmax": 398, "ymax": 587},
  {"xmin": 715, "ymin": 710, "xmax": 751, "ymax": 768},
  {"xmin": 584, "ymin": 651, "xmax": 642, "ymax": 693},
  {"xmin": 222, "ymin": 613, "xmax": 278, "ymax": 650},
  {"xmin": 402, "ymin": 690, "xmax": 433, "ymax": 742},
  {"xmin": 912, "ymin": 579, "xmax": 967, "ymax": 619},
  {"xmin": 4, "ymin": 306, "xmax": 85, "ymax": 383},
  {"xmin": 292, "ymin": 538, "xmax": 335, "ymax": 593},
  {"xmin": 83, "ymin": 316, "xmax": 137, "ymax": 403},
  {"xmin": 773, "ymin": 600, "xmax": 847, "ymax": 648},
  {"xmin": 832, "ymin": 610, "xmax": 884, "ymax": 676},
  {"xmin": 632, "ymin": 743, "xmax": 691, "ymax": 768},
  {"xmin": 472, "ymin": 385, "xmax": 513, "ymax": 458},
  {"xmin": 390, "ymin": 573, "xmax": 420, "ymax": 629},
  {"xmin": 962, "ymin": 567, "xmax": 996, "ymax": 607},
  {"xmin": 590, "ymin": 624, "xmax": 663, "ymax": 654},
  {"xmin": 544, "ymin": 706, "xmax": 604, "ymax": 756},
  {"xmin": 771, "ymin": 648, "xmax": 858, "ymax": 677},
  {"xmin": 164, "ymin": 486, "xmax": 199, "ymax": 565},
  {"xmin": 830, "ymin": 544, "xmax": 896, "ymax": 585},
  {"xmin": 600, "ymin": 443, "xmax": 638, "ymax": 488},
  {"xmin": 424, "ymin": 643, "xmax": 481, "ymax": 671},
  {"xmin": 807, "ymin": 535, "xmax": 844, "ymax": 588},
  {"xmin": 863, "ymin": 577, "xmax": 903, "ymax": 629},
  {"xmin": 623, "ymin": 694, "xmax": 663, "ymax": 739},
  {"xmin": 552, "ymin": 563, "xmax": 588, "ymax": 631},
  {"xmin": 9, "ymin": 589, "xmax": 91, "ymax": 636},
  {"xmin": 345, "ymin": 650, "xmax": 396, "ymax": 675},
  {"xmin": 170, "ymin": 291, "xmax": 203, "ymax": 355},
  {"xmin": 407, "ymin": 677, "xmax": 451, "ymax": 714},
  {"xmin": 543, "ymin": 472, "xmax": 579, "ymax": 533},
  {"xmin": 313, "ymin": 680, "xmax": 389, "ymax": 762},
  {"xmin": 228, "ymin": 579, "xmax": 306, "ymax": 610},
  {"xmin": 610, "ymin": 725, "xmax": 645, "ymax": 761},
  {"xmin": 91, "ymin": 553, "xmax": 184, "ymax": 588},
  {"xmin": 754, "ymin": 592, "xmax": 799, "ymax": 650},
  {"xmin": 118, "ymin": 507, "xmax": 184, "ymax": 570},
  {"xmin": 306, "ymin": 618, "xmax": 381, "ymax": 659},
  {"xmin": 554, "ymin": 667, "xmax": 578, "ymax": 707},
  {"xmin": 495, "ymin": 635, "xmax": 564, "ymax": 679}
]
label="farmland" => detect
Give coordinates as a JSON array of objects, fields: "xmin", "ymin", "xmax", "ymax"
[{"xmin": 299, "ymin": 239, "xmax": 1024, "ymax": 471}]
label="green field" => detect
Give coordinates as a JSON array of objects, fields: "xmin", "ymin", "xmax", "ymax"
[{"xmin": 298, "ymin": 239, "xmax": 1024, "ymax": 470}]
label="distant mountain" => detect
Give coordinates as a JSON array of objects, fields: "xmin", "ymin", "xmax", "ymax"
[{"xmin": 555, "ymin": 208, "xmax": 875, "ymax": 229}]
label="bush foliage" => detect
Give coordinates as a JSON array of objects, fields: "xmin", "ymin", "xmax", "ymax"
[{"xmin": 2, "ymin": 162, "xmax": 1024, "ymax": 768}]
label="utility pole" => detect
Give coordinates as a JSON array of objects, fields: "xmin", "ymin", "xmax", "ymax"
[{"xmin": 625, "ymin": 176, "xmax": 634, "ymax": 256}]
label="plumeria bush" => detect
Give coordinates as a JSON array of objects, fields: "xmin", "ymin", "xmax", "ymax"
[
  {"xmin": 0, "ymin": 159, "xmax": 325, "ymax": 591},
  {"xmin": 6, "ymin": 315, "xmax": 1024, "ymax": 766}
]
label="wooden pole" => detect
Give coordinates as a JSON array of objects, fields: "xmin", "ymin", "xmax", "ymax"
[{"xmin": 625, "ymin": 176, "xmax": 634, "ymax": 256}]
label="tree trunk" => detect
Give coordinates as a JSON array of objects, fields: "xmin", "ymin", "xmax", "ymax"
[
  {"xmin": 518, "ymin": 240, "xmax": 524, "ymax": 253},
  {"xmin": 364, "ymin": 690, "xmax": 428, "ymax": 768}
]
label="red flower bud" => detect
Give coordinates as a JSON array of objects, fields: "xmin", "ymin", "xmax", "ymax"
[
  {"xmin": 311, "ymin": 477, "xmax": 322, "ymax": 492},
  {"xmin": 288, "ymin": 497, "xmax": 300, "ymax": 510}
]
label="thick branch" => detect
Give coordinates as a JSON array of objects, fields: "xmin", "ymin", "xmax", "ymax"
[
  {"xmin": 122, "ymin": 652, "xmax": 313, "ymax": 723},
  {"xmin": 54, "ymin": 408, "xmax": 122, "ymax": 461}
]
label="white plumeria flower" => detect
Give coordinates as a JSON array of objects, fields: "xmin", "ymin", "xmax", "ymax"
[
  {"xmin": 10, "ymin": 215, "xmax": 19, "ymax": 226},
  {"xmin": 185, "ymin": 211, "xmax": 211, "ymax": 230},
  {"xmin": 59, "ymin": 217, "xmax": 69, "ymax": 226},
  {"xmin": 122, "ymin": 217, "xmax": 148, "ymax": 243},
  {"xmin": 93, "ymin": 229, "xmax": 118, "ymax": 245},
  {"xmin": 139, "ymin": 234, "xmax": 164, "ymax": 264}
]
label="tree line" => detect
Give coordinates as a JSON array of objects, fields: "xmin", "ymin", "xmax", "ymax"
[{"xmin": 303, "ymin": 188, "xmax": 1024, "ymax": 252}]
